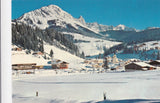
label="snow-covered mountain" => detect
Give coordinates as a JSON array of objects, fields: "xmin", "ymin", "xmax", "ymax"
[
  {"xmin": 13, "ymin": 4, "xmax": 136, "ymax": 36},
  {"xmin": 15, "ymin": 5, "xmax": 82, "ymax": 29},
  {"xmin": 13, "ymin": 4, "xmax": 143, "ymax": 58},
  {"xmin": 13, "ymin": 5, "xmax": 103, "ymax": 38},
  {"xmin": 113, "ymin": 24, "xmax": 136, "ymax": 31},
  {"xmin": 86, "ymin": 23, "xmax": 136, "ymax": 32},
  {"xmin": 145, "ymin": 27, "xmax": 160, "ymax": 30}
]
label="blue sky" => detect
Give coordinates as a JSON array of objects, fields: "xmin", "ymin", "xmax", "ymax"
[{"xmin": 12, "ymin": 0, "xmax": 160, "ymax": 30}]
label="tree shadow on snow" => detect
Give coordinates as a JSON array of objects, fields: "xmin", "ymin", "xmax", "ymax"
[
  {"xmin": 96, "ymin": 99, "xmax": 160, "ymax": 103},
  {"xmin": 19, "ymin": 81, "xmax": 127, "ymax": 84}
]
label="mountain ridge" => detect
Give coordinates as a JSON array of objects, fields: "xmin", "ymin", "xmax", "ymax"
[{"xmin": 13, "ymin": 4, "xmax": 136, "ymax": 33}]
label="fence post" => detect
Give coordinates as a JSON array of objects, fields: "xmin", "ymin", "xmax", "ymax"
[
  {"xmin": 103, "ymin": 92, "xmax": 106, "ymax": 100},
  {"xmin": 36, "ymin": 91, "xmax": 38, "ymax": 97}
]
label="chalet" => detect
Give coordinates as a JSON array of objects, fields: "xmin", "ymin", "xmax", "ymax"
[
  {"xmin": 59, "ymin": 61, "xmax": 69, "ymax": 69},
  {"xmin": 139, "ymin": 43, "xmax": 146, "ymax": 47},
  {"xmin": 52, "ymin": 59, "xmax": 69, "ymax": 69},
  {"xmin": 155, "ymin": 47, "xmax": 160, "ymax": 50},
  {"xmin": 12, "ymin": 63, "xmax": 37, "ymax": 70},
  {"xmin": 152, "ymin": 43, "xmax": 158, "ymax": 45},
  {"xmin": 92, "ymin": 63, "xmax": 103, "ymax": 68},
  {"xmin": 149, "ymin": 60, "xmax": 160, "ymax": 67},
  {"xmin": 125, "ymin": 62, "xmax": 155, "ymax": 71},
  {"xmin": 84, "ymin": 59, "xmax": 103, "ymax": 64},
  {"xmin": 84, "ymin": 60, "xmax": 90, "ymax": 64},
  {"xmin": 12, "ymin": 47, "xmax": 22, "ymax": 51},
  {"xmin": 105, "ymin": 56, "xmax": 112, "ymax": 63},
  {"xmin": 93, "ymin": 59, "xmax": 104, "ymax": 64}
]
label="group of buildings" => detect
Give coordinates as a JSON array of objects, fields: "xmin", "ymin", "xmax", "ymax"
[
  {"xmin": 12, "ymin": 46, "xmax": 160, "ymax": 73},
  {"xmin": 12, "ymin": 48, "xmax": 69, "ymax": 71},
  {"xmin": 84, "ymin": 54, "xmax": 160, "ymax": 71},
  {"xmin": 12, "ymin": 59, "xmax": 69, "ymax": 71}
]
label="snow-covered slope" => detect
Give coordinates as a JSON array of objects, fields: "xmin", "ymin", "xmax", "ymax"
[
  {"xmin": 135, "ymin": 40, "xmax": 160, "ymax": 51},
  {"xmin": 113, "ymin": 40, "xmax": 160, "ymax": 60},
  {"xmin": 12, "ymin": 43, "xmax": 84, "ymax": 69},
  {"xmin": 63, "ymin": 32, "xmax": 121, "ymax": 56},
  {"xmin": 43, "ymin": 43, "xmax": 84, "ymax": 69}
]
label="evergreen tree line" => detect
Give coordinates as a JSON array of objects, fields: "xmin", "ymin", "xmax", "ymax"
[
  {"xmin": 103, "ymin": 43, "xmax": 127, "ymax": 56},
  {"xmin": 101, "ymin": 28, "xmax": 160, "ymax": 44},
  {"xmin": 12, "ymin": 22, "xmax": 44, "ymax": 52},
  {"xmin": 12, "ymin": 22, "xmax": 85, "ymax": 58}
]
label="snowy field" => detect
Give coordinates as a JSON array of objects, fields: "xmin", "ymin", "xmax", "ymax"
[
  {"xmin": 13, "ymin": 70, "xmax": 160, "ymax": 103},
  {"xmin": 63, "ymin": 32, "xmax": 121, "ymax": 56}
]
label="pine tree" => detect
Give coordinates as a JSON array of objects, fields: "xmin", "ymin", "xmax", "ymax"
[
  {"xmin": 81, "ymin": 51, "xmax": 85, "ymax": 59},
  {"xmin": 43, "ymin": 54, "xmax": 46, "ymax": 59},
  {"xmin": 50, "ymin": 49, "xmax": 54, "ymax": 57}
]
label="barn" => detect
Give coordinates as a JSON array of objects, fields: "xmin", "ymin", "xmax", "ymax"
[{"xmin": 125, "ymin": 62, "xmax": 155, "ymax": 71}]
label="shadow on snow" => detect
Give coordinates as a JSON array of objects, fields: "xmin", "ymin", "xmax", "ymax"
[
  {"xmin": 18, "ymin": 81, "xmax": 127, "ymax": 85},
  {"xmin": 96, "ymin": 99, "xmax": 160, "ymax": 103}
]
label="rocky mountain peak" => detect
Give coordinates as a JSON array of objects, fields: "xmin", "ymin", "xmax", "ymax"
[{"xmin": 78, "ymin": 16, "xmax": 86, "ymax": 25}]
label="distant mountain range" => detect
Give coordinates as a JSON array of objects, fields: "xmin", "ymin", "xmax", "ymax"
[
  {"xmin": 12, "ymin": 5, "xmax": 140, "ymax": 39},
  {"xmin": 101, "ymin": 28, "xmax": 160, "ymax": 43}
]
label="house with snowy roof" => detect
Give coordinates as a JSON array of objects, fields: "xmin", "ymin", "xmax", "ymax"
[
  {"xmin": 51, "ymin": 59, "xmax": 69, "ymax": 69},
  {"xmin": 12, "ymin": 63, "xmax": 37, "ymax": 70},
  {"xmin": 149, "ymin": 60, "xmax": 160, "ymax": 67},
  {"xmin": 32, "ymin": 51, "xmax": 43, "ymax": 55},
  {"xmin": 125, "ymin": 62, "xmax": 156, "ymax": 71}
]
